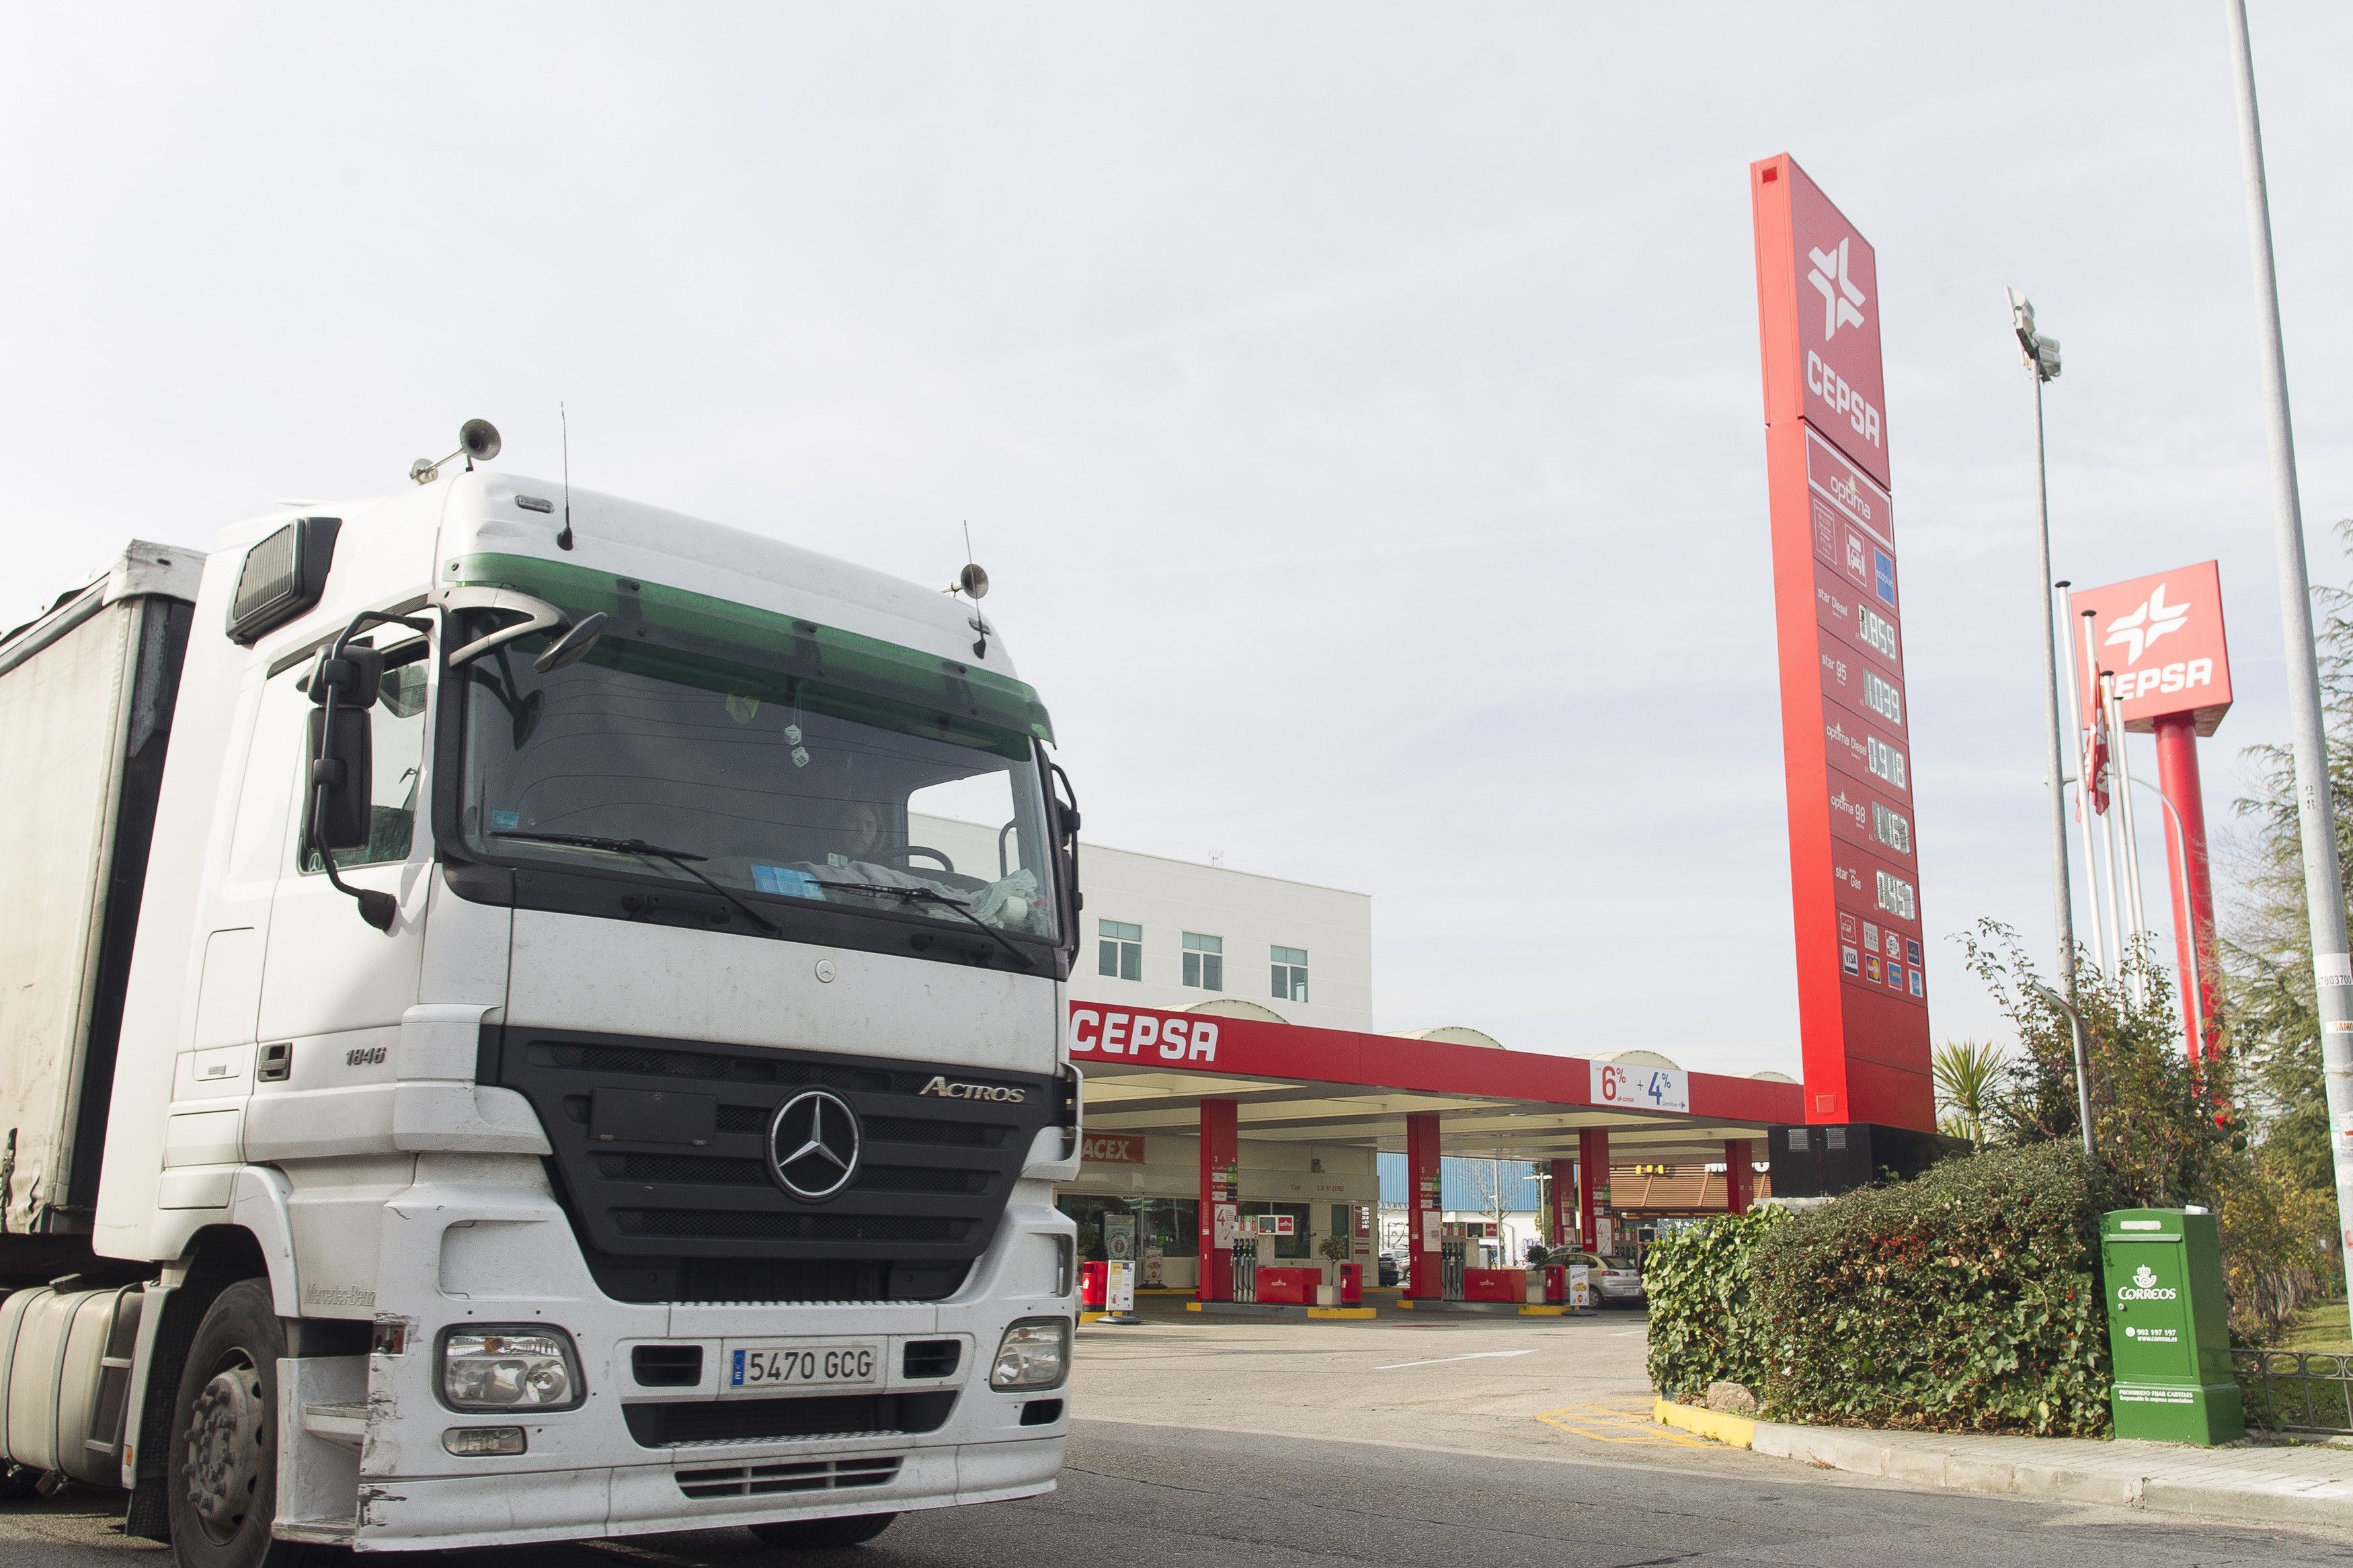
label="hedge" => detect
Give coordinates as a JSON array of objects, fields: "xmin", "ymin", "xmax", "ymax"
[
  {"xmin": 1646, "ymin": 1143, "xmax": 2112, "ymax": 1436},
  {"xmin": 1644, "ymin": 1204, "xmax": 1788, "ymax": 1403}
]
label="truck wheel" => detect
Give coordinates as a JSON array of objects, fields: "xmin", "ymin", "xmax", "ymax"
[
  {"xmin": 167, "ymin": 1281, "xmax": 307, "ymax": 1568},
  {"xmin": 748, "ymin": 1513, "xmax": 898, "ymax": 1550}
]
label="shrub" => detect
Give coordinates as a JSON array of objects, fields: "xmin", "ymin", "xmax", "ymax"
[
  {"xmin": 1753, "ymin": 1143, "xmax": 2110, "ymax": 1435},
  {"xmin": 1643, "ymin": 1206, "xmax": 1789, "ymax": 1403}
]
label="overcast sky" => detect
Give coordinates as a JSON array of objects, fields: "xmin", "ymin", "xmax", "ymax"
[{"xmin": 5, "ymin": 5, "xmax": 2349, "ymax": 1078}]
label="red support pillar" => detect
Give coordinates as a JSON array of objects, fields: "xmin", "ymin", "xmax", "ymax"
[
  {"xmin": 1723, "ymin": 1139, "xmax": 1754, "ymax": 1214},
  {"xmin": 1197, "ymin": 1098, "xmax": 1238, "ymax": 1303},
  {"xmin": 1577, "ymin": 1128, "xmax": 1610, "ymax": 1255},
  {"xmin": 1405, "ymin": 1112, "xmax": 1442, "ymax": 1300},
  {"xmin": 1548, "ymin": 1157, "xmax": 1578, "ymax": 1249},
  {"xmin": 2153, "ymin": 713, "xmax": 2224, "ymax": 1063}
]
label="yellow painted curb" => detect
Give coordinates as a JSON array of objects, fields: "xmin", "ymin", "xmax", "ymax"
[
  {"xmin": 1518, "ymin": 1305, "xmax": 1568, "ymax": 1317},
  {"xmin": 1652, "ymin": 1398, "xmax": 1756, "ymax": 1448},
  {"xmin": 1306, "ymin": 1307, "xmax": 1378, "ymax": 1319},
  {"xmin": 1183, "ymin": 1301, "xmax": 1203, "ymax": 1313},
  {"xmin": 1079, "ymin": 1311, "xmax": 1111, "ymax": 1323}
]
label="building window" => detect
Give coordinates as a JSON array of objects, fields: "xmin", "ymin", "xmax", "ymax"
[
  {"xmin": 1182, "ymin": 932, "xmax": 1224, "ymax": 991},
  {"xmin": 1271, "ymin": 945, "xmax": 1309, "ymax": 1003},
  {"xmin": 1098, "ymin": 920, "xmax": 1142, "ymax": 981}
]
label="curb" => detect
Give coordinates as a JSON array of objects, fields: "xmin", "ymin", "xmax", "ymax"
[{"xmin": 1652, "ymin": 1400, "xmax": 2353, "ymax": 1527}]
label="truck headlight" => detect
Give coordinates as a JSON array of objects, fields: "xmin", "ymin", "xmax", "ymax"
[
  {"xmin": 990, "ymin": 1317, "xmax": 1071, "ymax": 1391},
  {"xmin": 439, "ymin": 1326, "xmax": 584, "ymax": 1411}
]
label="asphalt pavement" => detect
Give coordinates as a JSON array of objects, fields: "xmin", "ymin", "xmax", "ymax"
[{"xmin": 5, "ymin": 1305, "xmax": 2346, "ymax": 1565}]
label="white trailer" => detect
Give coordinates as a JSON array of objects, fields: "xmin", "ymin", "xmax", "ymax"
[{"xmin": 0, "ymin": 425, "xmax": 1082, "ymax": 1561}]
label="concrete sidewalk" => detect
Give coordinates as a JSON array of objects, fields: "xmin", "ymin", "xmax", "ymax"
[{"xmin": 1657, "ymin": 1398, "xmax": 2353, "ymax": 1528}]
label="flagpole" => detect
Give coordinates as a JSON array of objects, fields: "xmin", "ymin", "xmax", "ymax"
[
  {"xmin": 2077, "ymin": 611, "xmax": 2114, "ymax": 975},
  {"xmin": 2110, "ymin": 673, "xmax": 2152, "ymax": 1004},
  {"xmin": 2057, "ymin": 587, "xmax": 2106, "ymax": 976}
]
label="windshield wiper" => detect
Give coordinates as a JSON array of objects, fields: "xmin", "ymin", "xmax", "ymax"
[
  {"xmin": 491, "ymin": 830, "xmax": 781, "ymax": 936},
  {"xmin": 817, "ymin": 880, "xmax": 1041, "ymax": 973}
]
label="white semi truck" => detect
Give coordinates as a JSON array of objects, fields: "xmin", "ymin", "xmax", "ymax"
[{"xmin": 0, "ymin": 423, "xmax": 1083, "ymax": 1561}]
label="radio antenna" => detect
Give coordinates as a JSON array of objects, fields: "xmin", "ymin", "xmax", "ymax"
[{"xmin": 557, "ymin": 405, "xmax": 575, "ymax": 551}]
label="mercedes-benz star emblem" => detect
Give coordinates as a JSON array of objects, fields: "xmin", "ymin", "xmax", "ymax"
[{"xmin": 768, "ymin": 1089, "xmax": 862, "ymax": 1201}]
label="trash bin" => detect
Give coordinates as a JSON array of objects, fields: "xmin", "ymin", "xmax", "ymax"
[
  {"xmin": 1338, "ymin": 1263, "xmax": 1363, "ymax": 1305},
  {"xmin": 1079, "ymin": 1260, "xmax": 1108, "ymax": 1312},
  {"xmin": 2101, "ymin": 1208, "xmax": 2243, "ymax": 1444},
  {"xmin": 1540, "ymin": 1264, "xmax": 1567, "ymax": 1305}
]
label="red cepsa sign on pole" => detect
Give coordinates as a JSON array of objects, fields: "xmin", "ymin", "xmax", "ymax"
[
  {"xmin": 2069, "ymin": 563, "xmax": 2233, "ymax": 1061},
  {"xmin": 1751, "ymin": 153, "xmax": 1933, "ymax": 1133}
]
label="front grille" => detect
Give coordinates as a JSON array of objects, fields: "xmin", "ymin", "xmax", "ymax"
[
  {"xmin": 626, "ymin": 1392, "xmax": 957, "ymax": 1448},
  {"xmin": 489, "ymin": 1026, "xmax": 1057, "ymax": 1305},
  {"xmin": 677, "ymin": 1455, "xmax": 902, "ymax": 1499}
]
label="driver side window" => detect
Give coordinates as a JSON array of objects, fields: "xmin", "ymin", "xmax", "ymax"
[
  {"xmin": 304, "ymin": 654, "xmax": 429, "ymax": 871},
  {"xmin": 906, "ymin": 771, "xmax": 1023, "ymax": 880}
]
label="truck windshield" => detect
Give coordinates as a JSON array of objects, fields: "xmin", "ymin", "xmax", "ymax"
[{"xmin": 454, "ymin": 614, "xmax": 1060, "ymax": 948}]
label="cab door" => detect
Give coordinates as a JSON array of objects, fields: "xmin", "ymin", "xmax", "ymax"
[{"xmin": 253, "ymin": 638, "xmax": 435, "ymax": 1063}]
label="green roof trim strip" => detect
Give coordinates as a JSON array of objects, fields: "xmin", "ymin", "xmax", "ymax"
[{"xmin": 446, "ymin": 552, "xmax": 1054, "ymax": 744}]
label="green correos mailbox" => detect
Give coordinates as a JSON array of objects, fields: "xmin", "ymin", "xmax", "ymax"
[{"xmin": 2101, "ymin": 1208, "xmax": 2243, "ymax": 1444}]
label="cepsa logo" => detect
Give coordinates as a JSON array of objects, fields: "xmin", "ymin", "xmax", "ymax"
[
  {"xmin": 1069, "ymin": 1009, "xmax": 1220, "ymax": 1063},
  {"xmin": 1808, "ymin": 350, "xmax": 1882, "ymax": 454},
  {"xmin": 2069, "ymin": 563, "xmax": 2233, "ymax": 729}
]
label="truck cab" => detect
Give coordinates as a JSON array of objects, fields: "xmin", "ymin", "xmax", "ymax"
[{"xmin": 1, "ymin": 450, "xmax": 1082, "ymax": 1559}]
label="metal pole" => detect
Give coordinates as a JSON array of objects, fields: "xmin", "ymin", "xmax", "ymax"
[
  {"xmin": 2226, "ymin": 0, "xmax": 2353, "ymax": 1324},
  {"xmin": 2028, "ymin": 374, "xmax": 2078, "ymax": 993},
  {"xmin": 2108, "ymin": 675, "xmax": 2151, "ymax": 1003},
  {"xmin": 2030, "ymin": 983, "xmax": 2098, "ymax": 1161}
]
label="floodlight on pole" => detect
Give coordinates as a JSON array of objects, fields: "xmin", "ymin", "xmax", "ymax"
[{"xmin": 2009, "ymin": 286, "xmax": 2077, "ymax": 996}]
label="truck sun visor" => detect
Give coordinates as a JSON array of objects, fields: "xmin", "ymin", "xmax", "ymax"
[
  {"xmin": 227, "ymin": 515, "xmax": 341, "ymax": 645},
  {"xmin": 446, "ymin": 551, "xmax": 1056, "ymax": 745}
]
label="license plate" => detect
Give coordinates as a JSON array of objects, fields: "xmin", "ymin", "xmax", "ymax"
[{"xmin": 725, "ymin": 1342, "xmax": 881, "ymax": 1395}]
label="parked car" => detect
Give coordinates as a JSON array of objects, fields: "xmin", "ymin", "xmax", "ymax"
[
  {"xmin": 1558, "ymin": 1249, "xmax": 1645, "ymax": 1307},
  {"xmin": 1376, "ymin": 1252, "xmax": 1400, "ymax": 1287}
]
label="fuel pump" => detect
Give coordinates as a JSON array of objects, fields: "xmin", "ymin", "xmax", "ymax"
[{"xmin": 1440, "ymin": 1225, "xmax": 1468, "ymax": 1301}]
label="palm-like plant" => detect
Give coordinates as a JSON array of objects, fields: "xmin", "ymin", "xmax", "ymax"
[{"xmin": 1932, "ymin": 1037, "xmax": 2007, "ymax": 1150}]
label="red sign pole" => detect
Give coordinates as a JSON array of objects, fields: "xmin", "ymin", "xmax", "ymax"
[{"xmin": 2154, "ymin": 715, "xmax": 2223, "ymax": 1062}]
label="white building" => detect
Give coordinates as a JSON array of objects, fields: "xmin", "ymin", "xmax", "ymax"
[{"xmin": 1067, "ymin": 841, "xmax": 1372, "ymax": 1030}]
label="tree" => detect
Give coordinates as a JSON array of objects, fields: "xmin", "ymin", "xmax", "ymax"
[
  {"xmin": 1932, "ymin": 1038, "xmax": 2007, "ymax": 1150},
  {"xmin": 1962, "ymin": 922, "xmax": 2231, "ymax": 1210},
  {"xmin": 2219, "ymin": 520, "xmax": 2353, "ymax": 1196}
]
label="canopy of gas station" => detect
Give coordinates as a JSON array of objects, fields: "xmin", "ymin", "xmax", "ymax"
[{"xmin": 1067, "ymin": 1000, "xmax": 1800, "ymax": 1299}]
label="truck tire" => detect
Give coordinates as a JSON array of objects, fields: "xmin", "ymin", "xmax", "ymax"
[
  {"xmin": 166, "ymin": 1281, "xmax": 313, "ymax": 1568},
  {"xmin": 748, "ymin": 1512, "xmax": 898, "ymax": 1550}
]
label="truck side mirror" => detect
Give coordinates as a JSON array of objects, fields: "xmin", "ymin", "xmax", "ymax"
[{"xmin": 305, "ymin": 645, "xmax": 383, "ymax": 853}]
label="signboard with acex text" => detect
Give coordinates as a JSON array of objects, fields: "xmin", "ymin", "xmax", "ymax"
[{"xmin": 1753, "ymin": 153, "xmax": 1933, "ymax": 1133}]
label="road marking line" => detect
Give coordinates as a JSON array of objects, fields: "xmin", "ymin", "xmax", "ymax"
[
  {"xmin": 1373, "ymin": 1349, "xmax": 1539, "ymax": 1370},
  {"xmin": 1535, "ymin": 1398, "xmax": 1715, "ymax": 1448}
]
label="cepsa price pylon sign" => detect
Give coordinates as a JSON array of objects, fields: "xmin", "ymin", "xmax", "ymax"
[{"xmin": 1751, "ymin": 154, "xmax": 1933, "ymax": 1132}]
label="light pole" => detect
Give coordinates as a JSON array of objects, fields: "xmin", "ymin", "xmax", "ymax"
[
  {"xmin": 2029, "ymin": 981, "xmax": 2098, "ymax": 1161},
  {"xmin": 2010, "ymin": 288, "xmax": 2075, "ymax": 995},
  {"xmin": 2225, "ymin": 0, "xmax": 2353, "ymax": 1327}
]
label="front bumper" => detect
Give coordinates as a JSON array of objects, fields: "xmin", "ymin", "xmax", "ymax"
[{"xmin": 305, "ymin": 1159, "xmax": 1074, "ymax": 1551}]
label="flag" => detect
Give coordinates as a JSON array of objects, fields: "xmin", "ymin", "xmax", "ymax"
[{"xmin": 2086, "ymin": 684, "xmax": 2112, "ymax": 816}]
